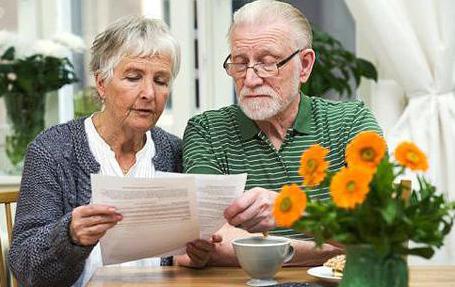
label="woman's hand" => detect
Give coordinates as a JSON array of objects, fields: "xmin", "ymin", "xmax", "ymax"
[
  {"xmin": 69, "ymin": 204, "xmax": 123, "ymax": 246},
  {"xmin": 177, "ymin": 234, "xmax": 223, "ymax": 268}
]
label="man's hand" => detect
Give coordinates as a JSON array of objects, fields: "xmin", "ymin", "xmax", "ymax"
[
  {"xmin": 70, "ymin": 204, "xmax": 123, "ymax": 246},
  {"xmin": 177, "ymin": 234, "xmax": 223, "ymax": 268},
  {"xmin": 224, "ymin": 187, "xmax": 277, "ymax": 233}
]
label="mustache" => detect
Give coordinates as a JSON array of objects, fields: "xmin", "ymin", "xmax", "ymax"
[{"xmin": 239, "ymin": 86, "xmax": 277, "ymax": 98}]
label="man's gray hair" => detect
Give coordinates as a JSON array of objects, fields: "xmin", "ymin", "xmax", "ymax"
[
  {"xmin": 90, "ymin": 16, "xmax": 180, "ymax": 82},
  {"xmin": 228, "ymin": 0, "xmax": 312, "ymax": 49}
]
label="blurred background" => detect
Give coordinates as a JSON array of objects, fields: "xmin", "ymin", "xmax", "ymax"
[{"xmin": 1, "ymin": 0, "xmax": 454, "ymax": 266}]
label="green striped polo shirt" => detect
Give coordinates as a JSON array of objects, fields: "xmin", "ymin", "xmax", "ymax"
[{"xmin": 183, "ymin": 94, "xmax": 381, "ymax": 237}]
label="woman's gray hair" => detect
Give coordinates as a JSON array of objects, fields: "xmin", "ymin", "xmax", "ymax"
[
  {"xmin": 228, "ymin": 0, "xmax": 312, "ymax": 49},
  {"xmin": 90, "ymin": 16, "xmax": 180, "ymax": 82}
]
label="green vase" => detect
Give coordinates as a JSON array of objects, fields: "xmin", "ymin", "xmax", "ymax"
[
  {"xmin": 339, "ymin": 245, "xmax": 408, "ymax": 287},
  {"xmin": 3, "ymin": 92, "xmax": 46, "ymax": 166}
]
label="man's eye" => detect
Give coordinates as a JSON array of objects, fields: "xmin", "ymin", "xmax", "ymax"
[
  {"xmin": 261, "ymin": 58, "xmax": 277, "ymax": 66},
  {"xmin": 232, "ymin": 56, "xmax": 247, "ymax": 65},
  {"xmin": 262, "ymin": 62, "xmax": 276, "ymax": 69},
  {"xmin": 232, "ymin": 60, "xmax": 248, "ymax": 66},
  {"xmin": 230, "ymin": 63, "xmax": 248, "ymax": 71}
]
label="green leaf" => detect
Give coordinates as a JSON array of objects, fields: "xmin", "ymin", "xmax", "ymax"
[
  {"xmin": 380, "ymin": 201, "xmax": 398, "ymax": 225},
  {"xmin": 303, "ymin": 27, "xmax": 378, "ymax": 98},
  {"xmin": 356, "ymin": 58, "xmax": 378, "ymax": 81},
  {"xmin": 1, "ymin": 47, "xmax": 15, "ymax": 60},
  {"xmin": 1, "ymin": 48, "xmax": 79, "ymax": 164},
  {"xmin": 404, "ymin": 247, "xmax": 435, "ymax": 259}
]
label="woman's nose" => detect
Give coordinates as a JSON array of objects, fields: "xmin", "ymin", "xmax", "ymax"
[{"xmin": 141, "ymin": 80, "xmax": 155, "ymax": 99}]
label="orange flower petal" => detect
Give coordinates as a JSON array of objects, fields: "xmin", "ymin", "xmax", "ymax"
[
  {"xmin": 298, "ymin": 144, "xmax": 329, "ymax": 187},
  {"xmin": 330, "ymin": 167, "xmax": 372, "ymax": 209},
  {"xmin": 273, "ymin": 184, "xmax": 307, "ymax": 227},
  {"xmin": 394, "ymin": 142, "xmax": 428, "ymax": 171},
  {"xmin": 345, "ymin": 131, "xmax": 387, "ymax": 172}
]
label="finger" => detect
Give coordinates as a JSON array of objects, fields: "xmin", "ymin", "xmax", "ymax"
[
  {"xmin": 236, "ymin": 197, "xmax": 271, "ymax": 228},
  {"xmin": 231, "ymin": 188, "xmax": 276, "ymax": 227},
  {"xmin": 211, "ymin": 234, "xmax": 222, "ymax": 243},
  {"xmin": 239, "ymin": 215, "xmax": 263, "ymax": 231},
  {"xmin": 192, "ymin": 240, "xmax": 214, "ymax": 253},
  {"xmin": 245, "ymin": 217, "xmax": 275, "ymax": 233},
  {"xmin": 224, "ymin": 189, "xmax": 257, "ymax": 220},
  {"xmin": 187, "ymin": 243, "xmax": 206, "ymax": 263},
  {"xmin": 74, "ymin": 204, "xmax": 119, "ymax": 218},
  {"xmin": 228, "ymin": 200, "xmax": 261, "ymax": 227},
  {"xmin": 187, "ymin": 254, "xmax": 204, "ymax": 268},
  {"xmin": 81, "ymin": 222, "xmax": 118, "ymax": 237},
  {"xmin": 71, "ymin": 213, "xmax": 121, "ymax": 235},
  {"xmin": 73, "ymin": 221, "xmax": 117, "ymax": 244},
  {"xmin": 82, "ymin": 213, "xmax": 123, "ymax": 227}
]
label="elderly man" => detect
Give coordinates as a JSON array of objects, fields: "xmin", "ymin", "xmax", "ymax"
[{"xmin": 182, "ymin": 0, "xmax": 381, "ymax": 266}]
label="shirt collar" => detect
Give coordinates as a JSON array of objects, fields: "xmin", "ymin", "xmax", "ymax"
[
  {"xmin": 236, "ymin": 107, "xmax": 260, "ymax": 140},
  {"xmin": 237, "ymin": 93, "xmax": 314, "ymax": 140},
  {"xmin": 293, "ymin": 93, "xmax": 314, "ymax": 134}
]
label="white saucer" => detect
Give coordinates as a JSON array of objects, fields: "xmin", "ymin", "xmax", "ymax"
[
  {"xmin": 307, "ymin": 266, "xmax": 342, "ymax": 283},
  {"xmin": 246, "ymin": 278, "xmax": 278, "ymax": 286}
]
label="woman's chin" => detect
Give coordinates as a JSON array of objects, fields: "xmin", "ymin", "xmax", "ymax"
[
  {"xmin": 125, "ymin": 120, "xmax": 156, "ymax": 133},
  {"xmin": 126, "ymin": 113, "xmax": 158, "ymax": 130}
]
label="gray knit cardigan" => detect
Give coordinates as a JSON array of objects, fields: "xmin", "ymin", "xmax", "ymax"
[{"xmin": 8, "ymin": 117, "xmax": 182, "ymax": 287}]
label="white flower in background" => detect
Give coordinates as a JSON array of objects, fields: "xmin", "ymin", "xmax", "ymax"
[
  {"xmin": 52, "ymin": 32, "xmax": 85, "ymax": 53},
  {"xmin": 7, "ymin": 73, "xmax": 17, "ymax": 81},
  {"xmin": 32, "ymin": 40, "xmax": 69, "ymax": 58},
  {"xmin": 1, "ymin": 31, "xmax": 85, "ymax": 60},
  {"xmin": 0, "ymin": 30, "xmax": 29, "ymax": 58},
  {"xmin": 0, "ymin": 30, "xmax": 20, "ymax": 50}
]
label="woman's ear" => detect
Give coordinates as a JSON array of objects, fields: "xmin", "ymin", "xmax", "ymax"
[
  {"xmin": 298, "ymin": 49, "xmax": 316, "ymax": 83},
  {"xmin": 95, "ymin": 73, "xmax": 106, "ymax": 100}
]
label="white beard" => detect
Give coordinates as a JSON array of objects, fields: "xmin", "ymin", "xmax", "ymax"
[
  {"xmin": 238, "ymin": 73, "xmax": 301, "ymax": 121},
  {"xmin": 239, "ymin": 86, "xmax": 284, "ymax": 120}
]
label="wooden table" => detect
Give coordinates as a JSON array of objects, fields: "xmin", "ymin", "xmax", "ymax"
[{"xmin": 87, "ymin": 265, "xmax": 455, "ymax": 286}]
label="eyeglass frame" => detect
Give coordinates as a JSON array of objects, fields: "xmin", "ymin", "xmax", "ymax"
[{"xmin": 222, "ymin": 49, "xmax": 302, "ymax": 79}]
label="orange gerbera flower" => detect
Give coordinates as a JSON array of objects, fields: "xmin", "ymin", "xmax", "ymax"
[
  {"xmin": 273, "ymin": 184, "xmax": 307, "ymax": 227},
  {"xmin": 330, "ymin": 167, "xmax": 373, "ymax": 209},
  {"xmin": 345, "ymin": 131, "xmax": 387, "ymax": 171},
  {"xmin": 394, "ymin": 142, "xmax": 428, "ymax": 171},
  {"xmin": 298, "ymin": 144, "xmax": 329, "ymax": 187}
]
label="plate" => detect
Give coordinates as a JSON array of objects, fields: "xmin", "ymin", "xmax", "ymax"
[{"xmin": 307, "ymin": 266, "xmax": 342, "ymax": 283}]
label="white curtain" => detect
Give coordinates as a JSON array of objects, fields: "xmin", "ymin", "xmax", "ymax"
[{"xmin": 345, "ymin": 0, "xmax": 455, "ymax": 265}]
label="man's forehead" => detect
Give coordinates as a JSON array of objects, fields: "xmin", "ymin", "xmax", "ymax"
[
  {"xmin": 229, "ymin": 21, "xmax": 295, "ymax": 53},
  {"xmin": 231, "ymin": 20, "xmax": 291, "ymax": 37}
]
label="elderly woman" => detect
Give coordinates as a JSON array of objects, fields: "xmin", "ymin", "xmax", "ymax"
[{"xmin": 8, "ymin": 16, "xmax": 216, "ymax": 287}]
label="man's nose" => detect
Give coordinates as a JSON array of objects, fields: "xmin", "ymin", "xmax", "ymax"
[{"xmin": 244, "ymin": 67, "xmax": 263, "ymax": 88}]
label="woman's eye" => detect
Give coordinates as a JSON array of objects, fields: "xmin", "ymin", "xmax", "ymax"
[
  {"xmin": 155, "ymin": 78, "xmax": 169, "ymax": 86},
  {"xmin": 126, "ymin": 75, "xmax": 141, "ymax": 81}
]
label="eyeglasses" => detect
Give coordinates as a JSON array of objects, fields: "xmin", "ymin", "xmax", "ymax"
[{"xmin": 223, "ymin": 49, "xmax": 302, "ymax": 79}]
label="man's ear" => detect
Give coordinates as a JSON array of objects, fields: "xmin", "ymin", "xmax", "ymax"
[
  {"xmin": 95, "ymin": 73, "xmax": 106, "ymax": 99},
  {"xmin": 298, "ymin": 49, "xmax": 316, "ymax": 83}
]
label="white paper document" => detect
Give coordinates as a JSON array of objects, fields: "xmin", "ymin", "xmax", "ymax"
[{"xmin": 91, "ymin": 173, "xmax": 246, "ymax": 265}]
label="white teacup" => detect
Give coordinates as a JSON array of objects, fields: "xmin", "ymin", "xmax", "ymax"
[{"xmin": 232, "ymin": 236, "xmax": 294, "ymax": 286}]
